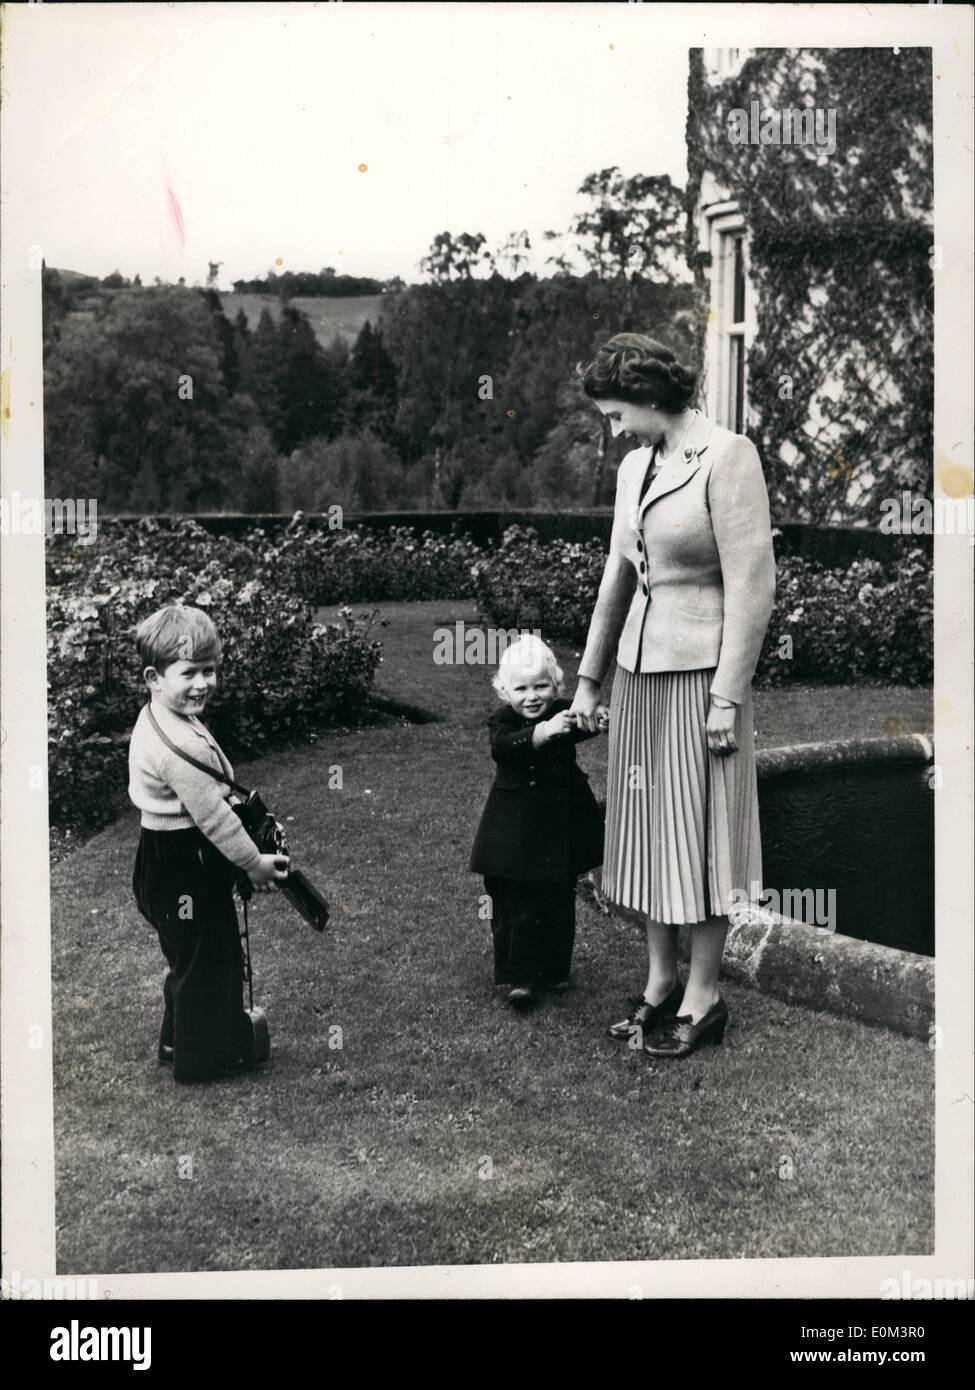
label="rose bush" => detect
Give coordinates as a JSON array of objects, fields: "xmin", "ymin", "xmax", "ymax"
[
  {"xmin": 258, "ymin": 513, "xmax": 483, "ymax": 604},
  {"xmin": 469, "ymin": 525, "xmax": 607, "ymax": 638},
  {"xmin": 46, "ymin": 521, "xmax": 383, "ymax": 830}
]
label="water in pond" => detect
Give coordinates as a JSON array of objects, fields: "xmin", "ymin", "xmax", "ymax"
[{"xmin": 758, "ymin": 762, "xmax": 935, "ymax": 957}]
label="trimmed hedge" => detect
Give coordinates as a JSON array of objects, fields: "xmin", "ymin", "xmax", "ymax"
[
  {"xmin": 90, "ymin": 511, "xmax": 932, "ymax": 568},
  {"xmin": 258, "ymin": 513, "xmax": 482, "ymax": 604},
  {"xmin": 470, "ymin": 526, "xmax": 933, "ymax": 687}
]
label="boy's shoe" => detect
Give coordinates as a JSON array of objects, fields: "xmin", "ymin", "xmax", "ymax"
[
  {"xmin": 541, "ymin": 979, "xmax": 571, "ymax": 993},
  {"xmin": 158, "ymin": 1043, "xmax": 175, "ymax": 1065},
  {"xmin": 506, "ymin": 983, "xmax": 538, "ymax": 1007}
]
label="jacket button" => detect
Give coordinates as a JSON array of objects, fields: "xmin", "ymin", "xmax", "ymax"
[
  {"xmin": 529, "ymin": 780, "xmax": 537, "ymax": 787},
  {"xmin": 636, "ymin": 539, "xmax": 643, "ymax": 553},
  {"xmin": 639, "ymin": 561, "xmax": 645, "ymax": 573},
  {"xmin": 642, "ymin": 583, "xmax": 649, "ymax": 595}
]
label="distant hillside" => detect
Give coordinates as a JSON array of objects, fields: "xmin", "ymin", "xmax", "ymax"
[
  {"xmin": 50, "ymin": 267, "xmax": 98, "ymax": 284},
  {"xmin": 219, "ymin": 293, "xmax": 386, "ymax": 349}
]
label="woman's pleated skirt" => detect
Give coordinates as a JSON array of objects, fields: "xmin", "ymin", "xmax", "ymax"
[{"xmin": 602, "ymin": 666, "xmax": 762, "ymax": 925}]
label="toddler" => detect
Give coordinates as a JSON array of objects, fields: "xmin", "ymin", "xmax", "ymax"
[{"xmin": 469, "ymin": 636, "xmax": 606, "ymax": 1007}]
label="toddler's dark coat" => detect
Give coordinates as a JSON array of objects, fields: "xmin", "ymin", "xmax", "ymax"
[{"xmin": 469, "ymin": 698, "xmax": 605, "ymax": 882}]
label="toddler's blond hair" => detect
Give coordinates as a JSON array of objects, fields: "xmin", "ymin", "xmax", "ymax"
[{"xmin": 491, "ymin": 635, "xmax": 564, "ymax": 701}]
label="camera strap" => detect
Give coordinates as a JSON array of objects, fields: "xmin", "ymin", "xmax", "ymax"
[
  {"xmin": 145, "ymin": 704, "xmax": 252, "ymax": 797},
  {"xmin": 146, "ymin": 705, "xmax": 259, "ymax": 1004},
  {"xmin": 240, "ymin": 898, "xmax": 256, "ymax": 1012}
]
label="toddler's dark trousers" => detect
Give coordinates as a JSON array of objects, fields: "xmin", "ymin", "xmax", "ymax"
[
  {"xmin": 133, "ymin": 827, "xmax": 250, "ymax": 1083},
  {"xmin": 483, "ymin": 875, "xmax": 576, "ymax": 986}
]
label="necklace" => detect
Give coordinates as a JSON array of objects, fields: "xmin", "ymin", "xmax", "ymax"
[{"xmin": 655, "ymin": 409, "xmax": 697, "ymax": 465}]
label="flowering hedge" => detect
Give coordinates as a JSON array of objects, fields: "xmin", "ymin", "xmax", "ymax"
[
  {"xmin": 758, "ymin": 547, "xmax": 933, "ymax": 686},
  {"xmin": 257, "ymin": 513, "xmax": 483, "ymax": 604},
  {"xmin": 469, "ymin": 525, "xmax": 607, "ymax": 635},
  {"xmin": 46, "ymin": 520, "xmax": 382, "ymax": 830},
  {"xmin": 471, "ymin": 526, "xmax": 933, "ymax": 686}
]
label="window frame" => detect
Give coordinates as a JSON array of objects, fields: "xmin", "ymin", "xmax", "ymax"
[
  {"xmin": 704, "ymin": 47, "xmax": 753, "ymax": 83},
  {"xmin": 701, "ymin": 204, "xmax": 756, "ymax": 434}
]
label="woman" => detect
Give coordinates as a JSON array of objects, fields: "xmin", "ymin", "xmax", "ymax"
[{"xmin": 569, "ymin": 333, "xmax": 776, "ymax": 1057}]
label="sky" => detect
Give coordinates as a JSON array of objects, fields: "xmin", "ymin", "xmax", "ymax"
[{"xmin": 5, "ymin": 2, "xmax": 689, "ymax": 289}]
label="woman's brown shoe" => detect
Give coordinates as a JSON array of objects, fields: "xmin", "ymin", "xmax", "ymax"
[
  {"xmin": 606, "ymin": 982, "xmax": 682, "ymax": 1041},
  {"xmin": 642, "ymin": 998, "xmax": 729, "ymax": 1057}
]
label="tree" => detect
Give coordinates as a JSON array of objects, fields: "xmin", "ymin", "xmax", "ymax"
[
  {"xmin": 41, "ymin": 266, "xmax": 68, "ymax": 350},
  {"xmin": 381, "ymin": 276, "xmax": 519, "ymax": 464},
  {"xmin": 278, "ymin": 429, "xmax": 408, "ymax": 512},
  {"xmin": 272, "ymin": 306, "xmax": 342, "ymax": 452},
  {"xmin": 350, "ymin": 321, "xmax": 397, "ymax": 397},
  {"xmin": 244, "ymin": 307, "xmax": 284, "ymax": 443},
  {"xmin": 572, "ymin": 168, "xmax": 688, "ymax": 285},
  {"xmin": 344, "ymin": 321, "xmax": 398, "ymax": 442},
  {"xmin": 202, "ymin": 287, "xmax": 242, "ymax": 393},
  {"xmin": 419, "ymin": 230, "xmax": 495, "ymax": 283},
  {"xmin": 497, "ymin": 230, "xmax": 532, "ymax": 277},
  {"xmin": 43, "ymin": 286, "xmax": 277, "ymax": 511}
]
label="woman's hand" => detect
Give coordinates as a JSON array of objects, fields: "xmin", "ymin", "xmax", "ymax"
[
  {"xmin": 595, "ymin": 705, "xmax": 610, "ymax": 732},
  {"xmin": 706, "ymin": 700, "xmax": 738, "ymax": 757},
  {"xmin": 569, "ymin": 677, "xmax": 602, "ymax": 733}
]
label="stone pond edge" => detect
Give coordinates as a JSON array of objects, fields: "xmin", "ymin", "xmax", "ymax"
[{"xmin": 594, "ymin": 734, "xmax": 935, "ymax": 1041}]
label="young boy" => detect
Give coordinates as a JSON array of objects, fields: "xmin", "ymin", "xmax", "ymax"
[
  {"xmin": 128, "ymin": 604, "xmax": 288, "ymax": 1083},
  {"xmin": 469, "ymin": 636, "xmax": 607, "ymax": 1007}
]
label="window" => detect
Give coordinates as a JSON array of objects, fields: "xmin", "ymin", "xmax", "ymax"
[
  {"xmin": 704, "ymin": 48, "xmax": 753, "ymax": 82},
  {"xmin": 699, "ymin": 204, "xmax": 755, "ymax": 432},
  {"xmin": 725, "ymin": 234, "xmax": 747, "ymax": 434}
]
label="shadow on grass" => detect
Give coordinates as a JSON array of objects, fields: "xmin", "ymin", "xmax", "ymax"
[{"xmin": 50, "ymin": 599, "xmax": 935, "ymax": 1274}]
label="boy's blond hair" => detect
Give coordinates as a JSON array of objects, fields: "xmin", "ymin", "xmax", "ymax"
[
  {"xmin": 491, "ymin": 635, "xmax": 564, "ymax": 701},
  {"xmin": 136, "ymin": 604, "xmax": 222, "ymax": 676}
]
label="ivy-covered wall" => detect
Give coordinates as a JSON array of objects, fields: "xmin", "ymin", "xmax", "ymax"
[{"xmin": 685, "ymin": 48, "xmax": 933, "ymax": 524}]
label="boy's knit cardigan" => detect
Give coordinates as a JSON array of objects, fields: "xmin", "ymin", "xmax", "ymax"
[{"xmin": 128, "ymin": 700, "xmax": 262, "ymax": 873}]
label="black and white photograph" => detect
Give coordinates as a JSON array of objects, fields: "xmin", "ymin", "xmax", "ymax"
[{"xmin": 1, "ymin": 1, "xmax": 972, "ymax": 1312}]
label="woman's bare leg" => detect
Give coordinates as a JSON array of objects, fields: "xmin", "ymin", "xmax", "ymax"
[
  {"xmin": 642, "ymin": 920, "xmax": 679, "ymax": 1004},
  {"xmin": 677, "ymin": 914, "xmax": 728, "ymax": 1021}
]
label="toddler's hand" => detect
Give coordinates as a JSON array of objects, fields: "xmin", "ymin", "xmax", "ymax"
[
  {"xmin": 544, "ymin": 710, "xmax": 576, "ymax": 740},
  {"xmin": 595, "ymin": 704, "xmax": 610, "ymax": 731},
  {"xmin": 249, "ymin": 853, "xmax": 290, "ymax": 893}
]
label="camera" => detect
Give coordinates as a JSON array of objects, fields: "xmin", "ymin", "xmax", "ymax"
[{"xmin": 232, "ymin": 790, "xmax": 330, "ymax": 932}]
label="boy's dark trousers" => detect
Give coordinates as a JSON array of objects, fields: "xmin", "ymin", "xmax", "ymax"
[
  {"xmin": 133, "ymin": 826, "xmax": 252, "ymax": 1083},
  {"xmin": 483, "ymin": 875, "xmax": 576, "ymax": 986}
]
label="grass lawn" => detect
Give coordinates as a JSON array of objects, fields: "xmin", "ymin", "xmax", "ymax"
[{"xmin": 51, "ymin": 601, "xmax": 934, "ymax": 1273}]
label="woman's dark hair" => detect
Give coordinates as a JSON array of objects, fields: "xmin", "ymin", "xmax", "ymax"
[{"xmin": 580, "ymin": 333, "xmax": 698, "ymax": 413}]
